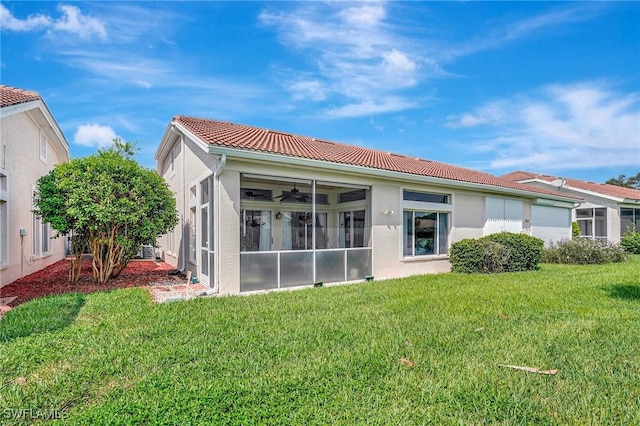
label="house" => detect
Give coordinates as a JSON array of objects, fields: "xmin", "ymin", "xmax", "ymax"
[
  {"xmin": 0, "ymin": 85, "xmax": 70, "ymax": 287},
  {"xmin": 502, "ymin": 171, "xmax": 640, "ymax": 244},
  {"xmin": 155, "ymin": 116, "xmax": 579, "ymax": 295}
]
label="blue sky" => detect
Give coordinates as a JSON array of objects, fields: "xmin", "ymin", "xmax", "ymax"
[{"xmin": 1, "ymin": 1, "xmax": 639, "ymax": 183}]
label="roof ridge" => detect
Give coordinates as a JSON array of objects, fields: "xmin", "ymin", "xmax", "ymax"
[{"xmin": 173, "ymin": 116, "xmax": 582, "ymax": 200}]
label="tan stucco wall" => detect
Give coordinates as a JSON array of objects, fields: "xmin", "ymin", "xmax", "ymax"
[
  {"xmin": 1, "ymin": 111, "xmax": 68, "ymax": 286},
  {"xmin": 157, "ymin": 142, "xmax": 572, "ymax": 294}
]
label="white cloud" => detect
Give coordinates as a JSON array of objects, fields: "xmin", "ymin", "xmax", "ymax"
[
  {"xmin": 260, "ymin": 2, "xmax": 426, "ymax": 117},
  {"xmin": 338, "ymin": 4, "xmax": 386, "ymax": 27},
  {"xmin": 451, "ymin": 83, "xmax": 640, "ymax": 171},
  {"xmin": 326, "ymin": 97, "xmax": 418, "ymax": 118},
  {"xmin": 74, "ymin": 124, "xmax": 118, "ymax": 148},
  {"xmin": 445, "ymin": 102, "xmax": 508, "ymax": 128},
  {"xmin": 0, "ymin": 4, "xmax": 51, "ymax": 31},
  {"xmin": 442, "ymin": 3, "xmax": 603, "ymax": 61},
  {"xmin": 288, "ymin": 80, "xmax": 326, "ymax": 101},
  {"xmin": 0, "ymin": 3, "xmax": 107, "ymax": 40},
  {"xmin": 52, "ymin": 4, "xmax": 107, "ymax": 41}
]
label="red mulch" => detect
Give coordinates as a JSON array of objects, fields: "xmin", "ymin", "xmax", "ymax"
[{"xmin": 1, "ymin": 258, "xmax": 177, "ymax": 307}]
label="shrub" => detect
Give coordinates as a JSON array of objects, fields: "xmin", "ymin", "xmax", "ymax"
[
  {"xmin": 450, "ymin": 238, "xmax": 509, "ymax": 274},
  {"xmin": 620, "ymin": 227, "xmax": 640, "ymax": 254},
  {"xmin": 571, "ymin": 221, "xmax": 581, "ymax": 239},
  {"xmin": 482, "ymin": 232, "xmax": 544, "ymax": 272},
  {"xmin": 543, "ymin": 238, "xmax": 627, "ymax": 264}
]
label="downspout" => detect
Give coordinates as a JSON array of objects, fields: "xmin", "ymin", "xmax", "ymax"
[
  {"xmin": 205, "ymin": 153, "xmax": 226, "ymax": 295},
  {"xmin": 179, "ymin": 133, "xmax": 186, "ymax": 272}
]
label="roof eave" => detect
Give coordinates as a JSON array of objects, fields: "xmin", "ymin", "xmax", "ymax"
[
  {"xmin": 2, "ymin": 99, "xmax": 70, "ymax": 161},
  {"xmin": 208, "ymin": 145, "xmax": 579, "ymax": 204}
]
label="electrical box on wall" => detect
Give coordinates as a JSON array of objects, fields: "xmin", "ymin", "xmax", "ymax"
[{"xmin": 19, "ymin": 228, "xmax": 28, "ymax": 236}]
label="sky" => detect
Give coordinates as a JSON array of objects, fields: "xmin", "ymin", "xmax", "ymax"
[{"xmin": 1, "ymin": 1, "xmax": 639, "ymax": 183}]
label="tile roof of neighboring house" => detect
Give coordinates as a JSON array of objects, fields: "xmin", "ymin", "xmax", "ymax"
[
  {"xmin": 502, "ymin": 171, "xmax": 640, "ymax": 201},
  {"xmin": 0, "ymin": 85, "xmax": 41, "ymax": 108},
  {"xmin": 174, "ymin": 116, "xmax": 579, "ymax": 200}
]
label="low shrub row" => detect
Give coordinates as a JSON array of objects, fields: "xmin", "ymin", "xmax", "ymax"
[
  {"xmin": 543, "ymin": 238, "xmax": 628, "ymax": 264},
  {"xmin": 450, "ymin": 232, "xmax": 543, "ymax": 274},
  {"xmin": 620, "ymin": 228, "xmax": 640, "ymax": 254}
]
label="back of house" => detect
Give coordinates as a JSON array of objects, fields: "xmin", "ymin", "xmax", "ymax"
[
  {"xmin": 0, "ymin": 85, "xmax": 70, "ymax": 287},
  {"xmin": 154, "ymin": 116, "xmax": 580, "ymax": 295}
]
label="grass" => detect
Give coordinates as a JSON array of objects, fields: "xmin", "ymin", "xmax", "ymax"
[{"xmin": 1, "ymin": 257, "xmax": 639, "ymax": 425}]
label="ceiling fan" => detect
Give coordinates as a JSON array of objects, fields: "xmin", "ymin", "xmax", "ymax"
[
  {"xmin": 241, "ymin": 188, "xmax": 272, "ymax": 201},
  {"xmin": 273, "ymin": 183, "xmax": 310, "ymax": 203}
]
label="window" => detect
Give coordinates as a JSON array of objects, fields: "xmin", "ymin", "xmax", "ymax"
[
  {"xmin": 201, "ymin": 179, "xmax": 210, "ymax": 204},
  {"xmin": 339, "ymin": 189, "xmax": 367, "ymax": 204},
  {"xmin": 281, "ymin": 211, "xmax": 327, "ymax": 250},
  {"xmin": 32, "ymin": 215, "xmax": 51, "ymax": 257},
  {"xmin": 621, "ymin": 208, "xmax": 640, "ymax": 234},
  {"xmin": 403, "ymin": 190, "xmax": 449, "ymax": 204},
  {"xmin": 576, "ymin": 207, "xmax": 607, "ymax": 239},
  {"xmin": 339, "ymin": 210, "xmax": 366, "ymax": 248},
  {"xmin": 39, "ymin": 133, "xmax": 47, "ymax": 163},
  {"xmin": 403, "ymin": 211, "xmax": 449, "ymax": 256},
  {"xmin": 278, "ymin": 190, "xmax": 329, "ymax": 205},
  {"xmin": 240, "ymin": 209, "xmax": 272, "ymax": 251}
]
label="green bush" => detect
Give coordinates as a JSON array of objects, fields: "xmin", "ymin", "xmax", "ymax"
[
  {"xmin": 482, "ymin": 232, "xmax": 544, "ymax": 272},
  {"xmin": 571, "ymin": 221, "xmax": 581, "ymax": 239},
  {"xmin": 450, "ymin": 232, "xmax": 542, "ymax": 274},
  {"xmin": 620, "ymin": 227, "xmax": 640, "ymax": 254},
  {"xmin": 543, "ymin": 238, "xmax": 627, "ymax": 264},
  {"xmin": 450, "ymin": 238, "xmax": 509, "ymax": 274}
]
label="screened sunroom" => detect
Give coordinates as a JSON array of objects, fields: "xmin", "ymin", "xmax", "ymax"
[{"xmin": 238, "ymin": 174, "xmax": 372, "ymax": 292}]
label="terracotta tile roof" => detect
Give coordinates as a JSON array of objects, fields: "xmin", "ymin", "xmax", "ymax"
[
  {"xmin": 174, "ymin": 116, "xmax": 579, "ymax": 200},
  {"xmin": 0, "ymin": 85, "xmax": 41, "ymax": 108},
  {"xmin": 502, "ymin": 171, "xmax": 640, "ymax": 201}
]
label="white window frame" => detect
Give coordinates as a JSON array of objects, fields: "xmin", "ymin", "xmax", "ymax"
[
  {"xmin": 403, "ymin": 210, "xmax": 450, "ymax": 257},
  {"xmin": 32, "ymin": 214, "xmax": 52, "ymax": 258},
  {"xmin": 401, "ymin": 188, "xmax": 452, "ymax": 259}
]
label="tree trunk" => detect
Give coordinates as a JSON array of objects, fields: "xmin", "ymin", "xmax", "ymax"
[
  {"xmin": 68, "ymin": 231, "xmax": 88, "ymax": 282},
  {"xmin": 89, "ymin": 226, "xmax": 130, "ymax": 284}
]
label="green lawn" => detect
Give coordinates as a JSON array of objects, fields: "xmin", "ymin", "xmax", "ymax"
[{"xmin": 1, "ymin": 257, "xmax": 639, "ymax": 425}]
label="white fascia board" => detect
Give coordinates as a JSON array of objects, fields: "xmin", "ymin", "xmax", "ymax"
[
  {"xmin": 208, "ymin": 145, "xmax": 579, "ymax": 204},
  {"xmin": 154, "ymin": 122, "xmax": 177, "ymax": 162},
  {"xmin": 0, "ymin": 101, "xmax": 40, "ymax": 118},
  {"xmin": 155, "ymin": 120, "xmax": 212, "ymax": 163},
  {"xmin": 34, "ymin": 100, "xmax": 70, "ymax": 161},
  {"xmin": 533, "ymin": 198, "xmax": 580, "ymax": 209},
  {"xmin": 2, "ymin": 100, "xmax": 70, "ymax": 161},
  {"xmin": 525, "ymin": 178, "xmax": 625, "ymax": 204}
]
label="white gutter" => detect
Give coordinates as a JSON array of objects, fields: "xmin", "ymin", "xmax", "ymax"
[
  {"xmin": 207, "ymin": 146, "xmax": 580, "ymax": 204},
  {"xmin": 204, "ymin": 153, "xmax": 226, "ymax": 295}
]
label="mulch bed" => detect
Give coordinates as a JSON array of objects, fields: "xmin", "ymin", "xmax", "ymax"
[{"xmin": 1, "ymin": 258, "xmax": 179, "ymax": 307}]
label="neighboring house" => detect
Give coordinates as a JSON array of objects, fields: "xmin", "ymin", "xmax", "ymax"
[
  {"xmin": 0, "ymin": 85, "xmax": 70, "ymax": 287},
  {"xmin": 155, "ymin": 116, "xmax": 579, "ymax": 295},
  {"xmin": 502, "ymin": 171, "xmax": 640, "ymax": 244}
]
